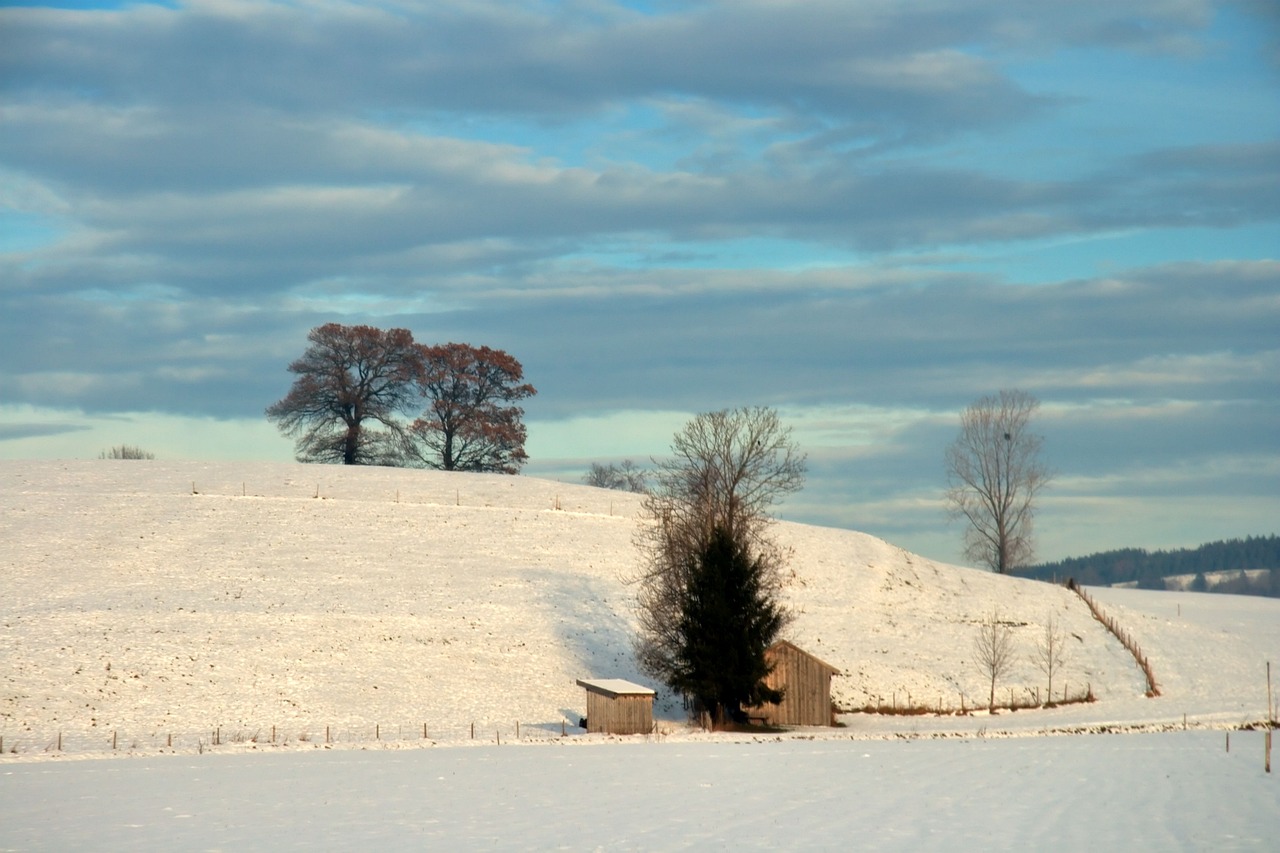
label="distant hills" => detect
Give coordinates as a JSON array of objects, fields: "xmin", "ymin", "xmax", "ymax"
[{"xmin": 1021, "ymin": 535, "xmax": 1280, "ymax": 597}]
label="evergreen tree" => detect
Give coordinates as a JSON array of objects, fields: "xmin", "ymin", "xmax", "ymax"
[{"xmin": 669, "ymin": 526, "xmax": 786, "ymax": 728}]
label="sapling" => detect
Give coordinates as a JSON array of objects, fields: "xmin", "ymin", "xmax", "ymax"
[
  {"xmin": 974, "ymin": 611, "xmax": 1015, "ymax": 712},
  {"xmin": 1033, "ymin": 612, "xmax": 1070, "ymax": 704}
]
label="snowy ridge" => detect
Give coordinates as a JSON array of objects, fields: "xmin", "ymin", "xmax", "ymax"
[{"xmin": 2, "ymin": 460, "xmax": 1277, "ymax": 758}]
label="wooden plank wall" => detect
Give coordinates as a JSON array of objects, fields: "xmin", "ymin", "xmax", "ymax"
[
  {"xmin": 585, "ymin": 691, "xmax": 653, "ymax": 735},
  {"xmin": 760, "ymin": 644, "xmax": 833, "ymax": 726}
]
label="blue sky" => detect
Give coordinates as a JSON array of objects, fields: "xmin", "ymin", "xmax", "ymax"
[{"xmin": 1, "ymin": 0, "xmax": 1277, "ymax": 566}]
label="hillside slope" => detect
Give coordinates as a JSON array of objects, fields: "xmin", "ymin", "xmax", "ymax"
[{"xmin": 3, "ymin": 460, "xmax": 1276, "ymax": 754}]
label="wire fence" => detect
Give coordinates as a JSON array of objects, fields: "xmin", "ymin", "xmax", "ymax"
[
  {"xmin": 1068, "ymin": 580, "xmax": 1161, "ymax": 697},
  {"xmin": 0, "ymin": 718, "xmax": 587, "ymax": 757}
]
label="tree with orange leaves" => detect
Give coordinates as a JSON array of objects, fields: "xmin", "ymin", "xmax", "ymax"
[
  {"xmin": 403, "ymin": 343, "xmax": 536, "ymax": 474},
  {"xmin": 266, "ymin": 323, "xmax": 422, "ymax": 465}
]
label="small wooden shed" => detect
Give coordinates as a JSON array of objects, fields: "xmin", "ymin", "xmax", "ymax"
[
  {"xmin": 576, "ymin": 678, "xmax": 656, "ymax": 735},
  {"xmin": 748, "ymin": 640, "xmax": 841, "ymax": 727}
]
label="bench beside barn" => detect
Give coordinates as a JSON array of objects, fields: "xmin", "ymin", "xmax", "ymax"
[
  {"xmin": 749, "ymin": 640, "xmax": 841, "ymax": 727},
  {"xmin": 576, "ymin": 678, "xmax": 656, "ymax": 735}
]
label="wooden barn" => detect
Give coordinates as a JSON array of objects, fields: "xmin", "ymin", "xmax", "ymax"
[
  {"xmin": 748, "ymin": 640, "xmax": 841, "ymax": 727},
  {"xmin": 576, "ymin": 678, "xmax": 656, "ymax": 735}
]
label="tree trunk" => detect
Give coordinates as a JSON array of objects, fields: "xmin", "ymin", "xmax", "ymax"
[
  {"xmin": 442, "ymin": 428, "xmax": 455, "ymax": 470},
  {"xmin": 343, "ymin": 424, "xmax": 360, "ymax": 465}
]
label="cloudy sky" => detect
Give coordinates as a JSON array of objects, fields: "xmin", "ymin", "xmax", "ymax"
[{"xmin": 2, "ymin": 0, "xmax": 1277, "ymax": 566}]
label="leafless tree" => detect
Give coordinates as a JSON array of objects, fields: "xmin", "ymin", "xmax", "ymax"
[
  {"xmin": 1033, "ymin": 612, "xmax": 1070, "ymax": 702},
  {"xmin": 974, "ymin": 611, "xmax": 1016, "ymax": 712},
  {"xmin": 945, "ymin": 389, "xmax": 1052, "ymax": 573},
  {"xmin": 630, "ymin": 407, "xmax": 806, "ymax": 691},
  {"xmin": 583, "ymin": 459, "xmax": 649, "ymax": 493}
]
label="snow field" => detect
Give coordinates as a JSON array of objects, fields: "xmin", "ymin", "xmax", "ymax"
[
  {"xmin": 2, "ymin": 731, "xmax": 1275, "ymax": 851},
  {"xmin": 3, "ymin": 460, "xmax": 1277, "ymax": 756},
  {"xmin": 2, "ymin": 459, "xmax": 1278, "ymax": 849}
]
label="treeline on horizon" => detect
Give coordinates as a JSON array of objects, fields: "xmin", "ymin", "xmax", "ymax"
[{"xmin": 1020, "ymin": 535, "xmax": 1280, "ymax": 598}]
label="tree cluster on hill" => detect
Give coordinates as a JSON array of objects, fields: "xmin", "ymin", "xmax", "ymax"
[
  {"xmin": 582, "ymin": 459, "xmax": 649, "ymax": 493},
  {"xmin": 1198, "ymin": 568, "xmax": 1280, "ymax": 597},
  {"xmin": 266, "ymin": 324, "xmax": 535, "ymax": 473},
  {"xmin": 99, "ymin": 445, "xmax": 155, "ymax": 460},
  {"xmin": 1020, "ymin": 535, "xmax": 1280, "ymax": 598}
]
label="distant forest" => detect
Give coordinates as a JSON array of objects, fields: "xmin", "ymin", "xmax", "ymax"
[{"xmin": 1020, "ymin": 535, "xmax": 1280, "ymax": 598}]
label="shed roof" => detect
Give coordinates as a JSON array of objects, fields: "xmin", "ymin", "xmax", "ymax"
[
  {"xmin": 576, "ymin": 678, "xmax": 656, "ymax": 698},
  {"xmin": 768, "ymin": 639, "xmax": 841, "ymax": 674}
]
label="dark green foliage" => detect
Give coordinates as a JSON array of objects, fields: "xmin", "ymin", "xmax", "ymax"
[
  {"xmin": 1021, "ymin": 535, "xmax": 1280, "ymax": 598},
  {"xmin": 669, "ymin": 526, "xmax": 785, "ymax": 727},
  {"xmin": 1212, "ymin": 568, "xmax": 1279, "ymax": 597}
]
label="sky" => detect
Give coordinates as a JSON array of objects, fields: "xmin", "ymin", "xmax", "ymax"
[{"xmin": 1, "ymin": 0, "xmax": 1277, "ymax": 566}]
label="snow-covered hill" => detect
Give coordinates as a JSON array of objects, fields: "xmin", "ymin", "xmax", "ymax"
[{"xmin": 3, "ymin": 460, "xmax": 1276, "ymax": 756}]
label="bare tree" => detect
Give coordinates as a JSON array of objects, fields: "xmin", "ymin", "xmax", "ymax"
[
  {"xmin": 99, "ymin": 445, "xmax": 155, "ymax": 460},
  {"xmin": 583, "ymin": 459, "xmax": 649, "ymax": 493},
  {"xmin": 974, "ymin": 611, "xmax": 1016, "ymax": 712},
  {"xmin": 1033, "ymin": 612, "xmax": 1070, "ymax": 703},
  {"xmin": 630, "ymin": 407, "xmax": 806, "ymax": 703},
  {"xmin": 945, "ymin": 389, "xmax": 1052, "ymax": 573},
  {"xmin": 266, "ymin": 323, "xmax": 422, "ymax": 465},
  {"xmin": 402, "ymin": 343, "xmax": 536, "ymax": 474}
]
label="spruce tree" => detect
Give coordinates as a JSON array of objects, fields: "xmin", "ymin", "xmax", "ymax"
[{"xmin": 670, "ymin": 526, "xmax": 785, "ymax": 728}]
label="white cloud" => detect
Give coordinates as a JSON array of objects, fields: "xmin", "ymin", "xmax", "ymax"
[{"xmin": 0, "ymin": 0, "xmax": 1275, "ymax": 561}]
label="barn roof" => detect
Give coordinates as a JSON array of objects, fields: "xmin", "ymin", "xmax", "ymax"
[
  {"xmin": 576, "ymin": 678, "xmax": 656, "ymax": 698},
  {"xmin": 768, "ymin": 639, "xmax": 841, "ymax": 674}
]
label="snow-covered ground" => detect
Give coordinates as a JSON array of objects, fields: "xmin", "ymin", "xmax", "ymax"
[
  {"xmin": 2, "ymin": 460, "xmax": 1276, "ymax": 848},
  {"xmin": 4, "ymin": 731, "xmax": 1276, "ymax": 851}
]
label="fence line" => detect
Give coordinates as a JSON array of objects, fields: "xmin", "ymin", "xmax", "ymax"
[
  {"xmin": 1067, "ymin": 580, "xmax": 1161, "ymax": 697},
  {"xmin": 184, "ymin": 478, "xmax": 640, "ymax": 518},
  {"xmin": 0, "ymin": 718, "xmax": 586, "ymax": 757},
  {"xmin": 851, "ymin": 681, "xmax": 1095, "ymax": 717}
]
